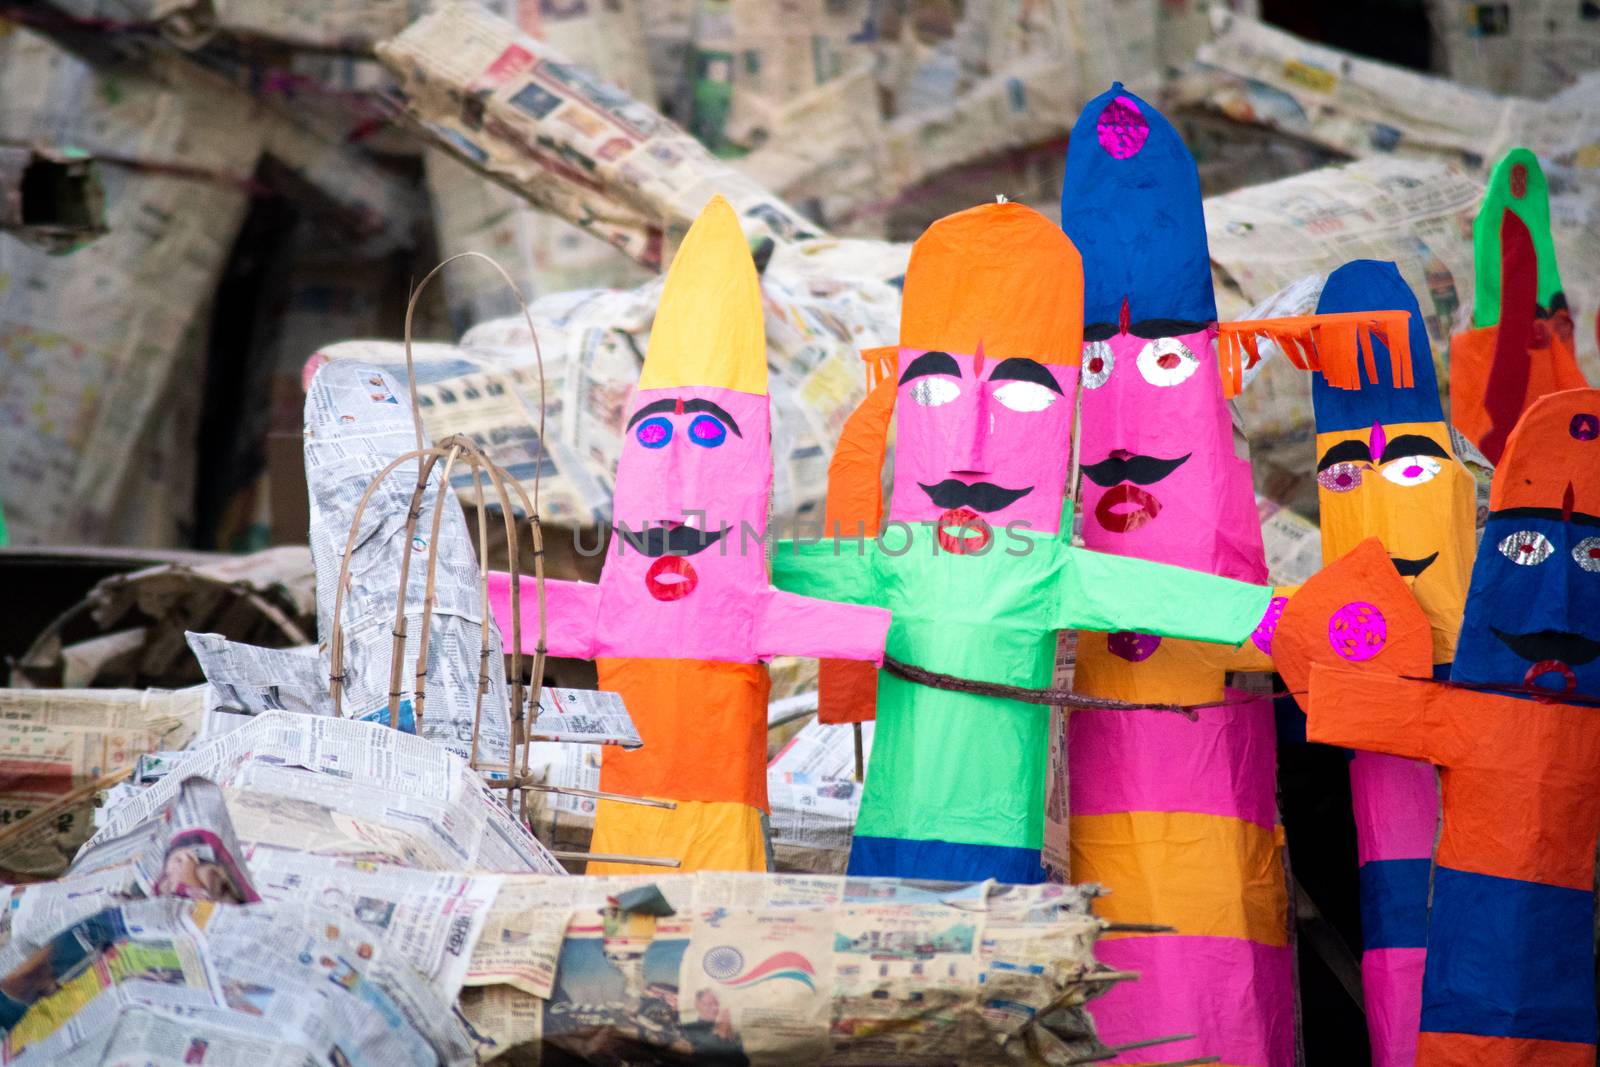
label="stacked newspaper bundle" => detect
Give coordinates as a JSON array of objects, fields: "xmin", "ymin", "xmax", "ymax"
[
  {"xmin": 0, "ymin": 730, "xmax": 1132, "ymax": 1065},
  {"xmin": 459, "ymin": 871, "xmax": 1112, "ymax": 1065}
]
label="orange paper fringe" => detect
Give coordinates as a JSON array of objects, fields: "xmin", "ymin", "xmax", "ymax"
[
  {"xmin": 861, "ymin": 345, "xmax": 899, "ymax": 390},
  {"xmin": 1217, "ymin": 310, "xmax": 1413, "ymax": 399}
]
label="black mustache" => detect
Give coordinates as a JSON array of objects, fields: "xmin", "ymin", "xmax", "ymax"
[
  {"xmin": 1491, "ymin": 629, "xmax": 1600, "ymax": 666},
  {"xmin": 917, "ymin": 480, "xmax": 1033, "ymax": 513},
  {"xmin": 1391, "ymin": 553, "xmax": 1438, "ymax": 578},
  {"xmin": 614, "ymin": 523, "xmax": 726, "ymax": 558},
  {"xmin": 1081, "ymin": 453, "xmax": 1191, "ymax": 488}
]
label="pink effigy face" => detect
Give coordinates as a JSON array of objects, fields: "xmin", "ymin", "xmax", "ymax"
[
  {"xmin": 889, "ymin": 347, "xmax": 1079, "ymax": 546},
  {"xmin": 1076, "ymin": 326, "xmax": 1268, "ymax": 582},
  {"xmin": 606, "ymin": 384, "xmax": 771, "ymax": 615}
]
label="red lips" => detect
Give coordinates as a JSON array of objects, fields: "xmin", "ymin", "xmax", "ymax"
[
  {"xmin": 936, "ymin": 507, "xmax": 992, "ymax": 555},
  {"xmin": 1095, "ymin": 484, "xmax": 1162, "ymax": 533},
  {"xmin": 1524, "ymin": 659, "xmax": 1577, "ymax": 694},
  {"xmin": 645, "ymin": 556, "xmax": 698, "ymax": 601}
]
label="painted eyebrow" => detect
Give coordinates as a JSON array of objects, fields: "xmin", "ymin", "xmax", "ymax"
[
  {"xmin": 988, "ymin": 357, "xmax": 1064, "ymax": 394},
  {"xmin": 1380, "ymin": 434, "xmax": 1451, "ymax": 464},
  {"xmin": 624, "ymin": 397, "xmax": 743, "ymax": 438},
  {"xmin": 1317, "ymin": 439, "xmax": 1371, "ymax": 472},
  {"xmin": 625, "ymin": 398, "xmax": 678, "ymax": 432},
  {"xmin": 898, "ymin": 351, "xmax": 961, "ymax": 384},
  {"xmin": 1083, "ymin": 319, "xmax": 1211, "ymax": 341},
  {"xmin": 683, "ymin": 398, "xmax": 741, "ymax": 438}
]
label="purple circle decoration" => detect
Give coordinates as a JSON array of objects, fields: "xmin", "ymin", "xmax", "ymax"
[
  {"xmin": 1096, "ymin": 96, "xmax": 1150, "ymax": 160},
  {"xmin": 1569, "ymin": 412, "xmax": 1599, "ymax": 441},
  {"xmin": 1107, "ymin": 631, "xmax": 1161, "ymax": 663},
  {"xmin": 1251, "ymin": 596, "xmax": 1288, "ymax": 656},
  {"xmin": 1328, "ymin": 602, "xmax": 1388, "ymax": 662}
]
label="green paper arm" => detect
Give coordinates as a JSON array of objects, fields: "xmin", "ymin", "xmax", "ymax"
[
  {"xmin": 770, "ymin": 537, "xmax": 883, "ymax": 608},
  {"xmin": 1056, "ymin": 547, "xmax": 1272, "ymax": 645}
]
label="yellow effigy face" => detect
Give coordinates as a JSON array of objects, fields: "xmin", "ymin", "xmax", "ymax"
[{"xmin": 1314, "ymin": 419, "xmax": 1477, "ymax": 663}]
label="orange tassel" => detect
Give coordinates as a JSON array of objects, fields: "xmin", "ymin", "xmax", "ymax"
[
  {"xmin": 1215, "ymin": 310, "xmax": 1412, "ymax": 398},
  {"xmin": 860, "ymin": 345, "xmax": 898, "ymax": 390}
]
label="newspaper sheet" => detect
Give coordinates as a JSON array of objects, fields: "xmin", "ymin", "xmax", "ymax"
[
  {"xmin": 1258, "ymin": 496, "xmax": 1325, "ymax": 587},
  {"xmin": 529, "ymin": 686, "xmax": 641, "ymax": 748},
  {"xmin": 185, "ymin": 633, "xmax": 329, "ymax": 720},
  {"xmin": 679, "ymin": 907, "xmax": 834, "ymax": 1062},
  {"xmin": 246, "ymin": 847, "xmax": 503, "ymax": 999},
  {"xmin": 828, "ymin": 901, "xmax": 988, "ymax": 1062},
  {"xmin": 186, "ymin": 632, "xmax": 640, "ymax": 748}
]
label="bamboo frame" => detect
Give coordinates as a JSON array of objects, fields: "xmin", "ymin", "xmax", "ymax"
[{"xmin": 323, "ymin": 253, "xmax": 560, "ymax": 823}]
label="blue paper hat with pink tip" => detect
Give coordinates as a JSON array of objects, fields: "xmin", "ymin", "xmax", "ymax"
[
  {"xmin": 1060, "ymin": 83, "xmax": 1217, "ymax": 328},
  {"xmin": 1313, "ymin": 260, "xmax": 1443, "ymax": 432}
]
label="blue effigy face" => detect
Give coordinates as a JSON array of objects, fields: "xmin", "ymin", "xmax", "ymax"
[{"xmin": 1454, "ymin": 510, "xmax": 1600, "ymax": 694}]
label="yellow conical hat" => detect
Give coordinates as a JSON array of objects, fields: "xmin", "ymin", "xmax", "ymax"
[{"xmin": 640, "ymin": 195, "xmax": 767, "ymax": 396}]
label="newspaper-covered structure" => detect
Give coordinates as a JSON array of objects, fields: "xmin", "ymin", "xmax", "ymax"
[
  {"xmin": 0, "ymin": 686, "xmax": 206, "ymax": 881},
  {"xmin": 0, "ymin": 866, "xmax": 1119, "ymax": 1066},
  {"xmin": 527, "ymin": 687, "xmax": 641, "ymax": 748},
  {"xmin": 378, "ymin": 2, "xmax": 823, "ymax": 271},
  {"xmin": 82, "ymin": 711, "xmax": 565, "ymax": 875},
  {"xmin": 767, "ymin": 717, "xmax": 873, "ymax": 875},
  {"xmin": 1191, "ymin": 9, "xmax": 1600, "ymax": 167},
  {"xmin": 0, "ymin": 782, "xmax": 471, "ymax": 1065},
  {"xmin": 423, "ymin": 0, "xmax": 656, "ymax": 326},
  {"xmin": 13, "ymin": 546, "xmax": 317, "ymax": 690},
  {"xmin": 12, "ymin": 775, "xmax": 500, "ymax": 1001},
  {"xmin": 304, "ymin": 358, "xmax": 513, "ymax": 764},
  {"xmin": 456, "ymin": 871, "xmax": 1112, "ymax": 1065},
  {"xmin": 0, "ymin": 29, "xmax": 257, "ymax": 548},
  {"xmin": 1424, "ymin": 0, "xmax": 1600, "ymax": 99},
  {"xmin": 0, "ymin": 23, "xmax": 420, "ymax": 549}
]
